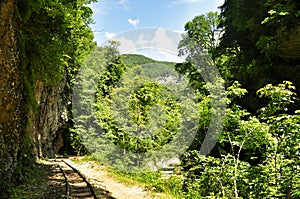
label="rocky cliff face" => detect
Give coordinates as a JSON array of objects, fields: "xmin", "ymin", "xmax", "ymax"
[
  {"xmin": 0, "ymin": 0, "xmax": 26, "ymax": 194},
  {"xmin": 0, "ymin": 0, "xmax": 72, "ymax": 195},
  {"xmin": 28, "ymin": 75, "xmax": 71, "ymax": 158}
]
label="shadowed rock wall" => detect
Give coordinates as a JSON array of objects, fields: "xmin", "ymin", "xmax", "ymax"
[
  {"xmin": 0, "ymin": 0, "xmax": 26, "ymax": 195},
  {"xmin": 28, "ymin": 76, "xmax": 71, "ymax": 158}
]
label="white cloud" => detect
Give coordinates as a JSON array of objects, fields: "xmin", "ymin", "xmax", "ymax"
[
  {"xmin": 128, "ymin": 18, "xmax": 140, "ymax": 28},
  {"xmin": 117, "ymin": 0, "xmax": 127, "ymax": 6},
  {"xmin": 110, "ymin": 28, "xmax": 184, "ymax": 58},
  {"xmin": 136, "ymin": 34, "xmax": 150, "ymax": 47},
  {"xmin": 116, "ymin": 0, "xmax": 131, "ymax": 9},
  {"xmin": 173, "ymin": 30, "xmax": 185, "ymax": 34},
  {"xmin": 113, "ymin": 37, "xmax": 137, "ymax": 54},
  {"xmin": 151, "ymin": 28, "xmax": 177, "ymax": 52},
  {"xmin": 105, "ymin": 32, "xmax": 116, "ymax": 39}
]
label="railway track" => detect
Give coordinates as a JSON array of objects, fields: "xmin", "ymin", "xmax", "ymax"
[{"xmin": 56, "ymin": 159, "xmax": 98, "ymax": 199}]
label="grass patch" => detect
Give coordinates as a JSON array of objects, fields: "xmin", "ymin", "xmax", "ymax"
[
  {"xmin": 107, "ymin": 168, "xmax": 185, "ymax": 198},
  {"xmin": 9, "ymin": 161, "xmax": 49, "ymax": 199},
  {"xmin": 76, "ymin": 155, "xmax": 185, "ymax": 199}
]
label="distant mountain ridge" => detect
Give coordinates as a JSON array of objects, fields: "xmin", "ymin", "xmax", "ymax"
[
  {"xmin": 122, "ymin": 54, "xmax": 179, "ymax": 79},
  {"xmin": 122, "ymin": 54, "xmax": 176, "ymax": 68}
]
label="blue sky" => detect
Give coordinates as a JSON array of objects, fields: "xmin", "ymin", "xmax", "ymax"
[{"xmin": 89, "ymin": 0, "xmax": 224, "ymax": 62}]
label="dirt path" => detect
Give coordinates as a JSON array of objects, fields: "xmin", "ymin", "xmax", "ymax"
[{"xmin": 63, "ymin": 157, "xmax": 173, "ymax": 199}]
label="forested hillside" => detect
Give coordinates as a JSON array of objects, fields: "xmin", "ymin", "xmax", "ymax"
[{"xmin": 0, "ymin": 0, "xmax": 299, "ymax": 198}]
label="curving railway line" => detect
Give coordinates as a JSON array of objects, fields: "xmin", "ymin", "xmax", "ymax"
[{"xmin": 55, "ymin": 159, "xmax": 115, "ymax": 199}]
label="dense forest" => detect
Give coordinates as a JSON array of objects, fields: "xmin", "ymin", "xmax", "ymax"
[{"xmin": 0, "ymin": 0, "xmax": 299, "ymax": 198}]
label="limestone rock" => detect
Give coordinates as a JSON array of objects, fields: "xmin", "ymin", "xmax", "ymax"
[{"xmin": 28, "ymin": 75, "xmax": 71, "ymax": 158}]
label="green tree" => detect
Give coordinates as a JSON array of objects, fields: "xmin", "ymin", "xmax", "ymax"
[
  {"xmin": 19, "ymin": 0, "xmax": 96, "ymax": 84},
  {"xmin": 181, "ymin": 81, "xmax": 300, "ymax": 198},
  {"xmin": 218, "ymin": 0, "xmax": 300, "ymax": 111},
  {"xmin": 176, "ymin": 12, "xmax": 226, "ymax": 154},
  {"xmin": 72, "ymin": 42, "xmax": 121, "ymax": 156},
  {"xmin": 95, "ymin": 63, "xmax": 182, "ymax": 166},
  {"xmin": 179, "ymin": 11, "xmax": 222, "ymax": 62},
  {"xmin": 257, "ymin": 81, "xmax": 300, "ymax": 198},
  {"xmin": 176, "ymin": 11, "xmax": 223, "ymax": 91},
  {"xmin": 74, "ymin": 44, "xmax": 184, "ymax": 168}
]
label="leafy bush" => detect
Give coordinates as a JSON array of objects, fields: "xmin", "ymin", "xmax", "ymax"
[{"xmin": 181, "ymin": 81, "xmax": 300, "ymax": 198}]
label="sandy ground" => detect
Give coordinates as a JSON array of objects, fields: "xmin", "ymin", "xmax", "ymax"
[{"xmin": 63, "ymin": 157, "xmax": 173, "ymax": 199}]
